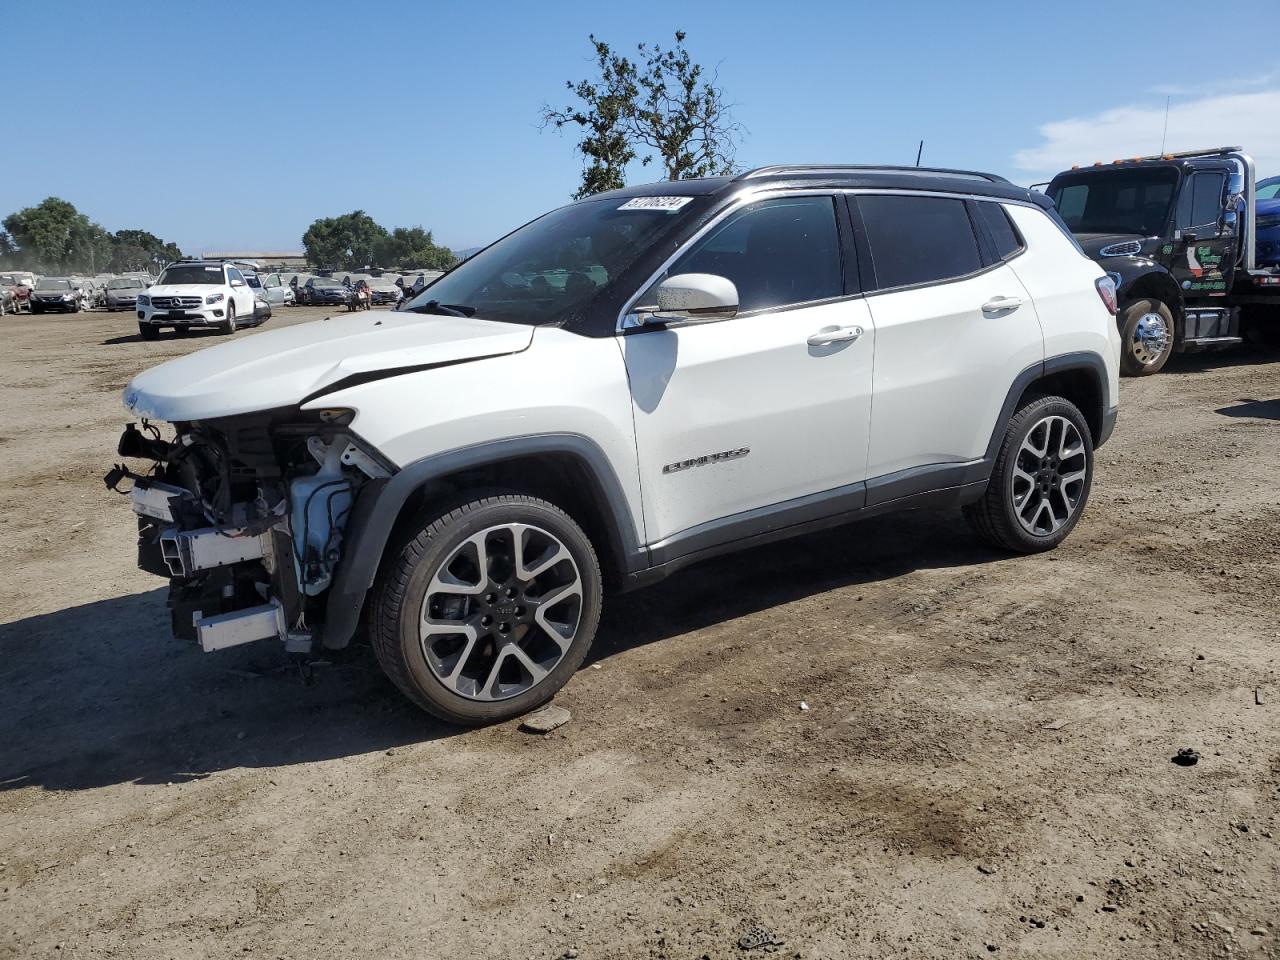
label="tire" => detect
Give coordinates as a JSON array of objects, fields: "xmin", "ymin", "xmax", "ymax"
[
  {"xmin": 370, "ymin": 493, "xmax": 603, "ymax": 725},
  {"xmin": 138, "ymin": 323, "xmax": 159, "ymax": 341},
  {"xmin": 963, "ymin": 395, "xmax": 1094, "ymax": 553},
  {"xmin": 1119, "ymin": 298, "xmax": 1174, "ymax": 376},
  {"xmin": 221, "ymin": 302, "xmax": 237, "ymax": 335}
]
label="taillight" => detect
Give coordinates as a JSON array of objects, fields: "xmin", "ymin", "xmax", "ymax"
[{"xmin": 1094, "ymin": 275, "xmax": 1118, "ymax": 315}]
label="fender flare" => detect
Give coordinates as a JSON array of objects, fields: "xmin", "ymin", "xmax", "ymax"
[
  {"xmin": 319, "ymin": 433, "xmax": 643, "ymax": 649},
  {"xmin": 983, "ymin": 351, "xmax": 1114, "ymax": 463}
]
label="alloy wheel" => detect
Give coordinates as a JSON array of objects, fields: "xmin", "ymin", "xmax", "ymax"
[
  {"xmin": 1011, "ymin": 415, "xmax": 1088, "ymax": 536},
  {"xmin": 419, "ymin": 523, "xmax": 584, "ymax": 702}
]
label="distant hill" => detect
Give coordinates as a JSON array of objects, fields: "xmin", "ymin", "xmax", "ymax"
[{"xmin": 452, "ymin": 246, "xmax": 484, "ymax": 260}]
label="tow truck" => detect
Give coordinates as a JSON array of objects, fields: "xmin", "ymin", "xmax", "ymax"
[{"xmin": 1045, "ymin": 147, "xmax": 1280, "ymax": 375}]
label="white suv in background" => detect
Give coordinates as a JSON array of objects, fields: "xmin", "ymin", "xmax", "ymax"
[
  {"xmin": 110, "ymin": 165, "xmax": 1121, "ymax": 724},
  {"xmin": 136, "ymin": 260, "xmax": 260, "ymax": 340}
]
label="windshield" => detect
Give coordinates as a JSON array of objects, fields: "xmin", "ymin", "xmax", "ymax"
[
  {"xmin": 158, "ymin": 264, "xmax": 226, "ymax": 285},
  {"xmin": 37, "ymin": 279, "xmax": 71, "ymax": 291},
  {"xmin": 401, "ymin": 195, "xmax": 707, "ymax": 325},
  {"xmin": 1047, "ymin": 168, "xmax": 1178, "ymax": 235},
  {"xmin": 1258, "ymin": 178, "xmax": 1280, "ymax": 201},
  {"xmin": 107, "ymin": 278, "xmax": 143, "ymax": 289},
  {"xmin": 311, "ymin": 279, "xmax": 341, "ymax": 288}
]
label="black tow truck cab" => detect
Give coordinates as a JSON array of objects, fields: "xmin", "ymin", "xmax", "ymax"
[{"xmin": 1045, "ymin": 147, "xmax": 1280, "ymax": 375}]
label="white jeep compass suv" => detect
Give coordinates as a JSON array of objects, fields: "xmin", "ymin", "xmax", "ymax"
[
  {"xmin": 109, "ymin": 165, "xmax": 1121, "ymax": 724},
  {"xmin": 137, "ymin": 260, "xmax": 261, "ymax": 340}
]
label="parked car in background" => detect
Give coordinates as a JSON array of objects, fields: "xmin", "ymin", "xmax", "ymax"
[
  {"xmin": 303, "ymin": 276, "xmax": 350, "ymax": 306},
  {"xmin": 0, "ymin": 272, "xmax": 33, "ymax": 313},
  {"xmin": 0, "ymin": 285, "xmax": 15, "ymax": 316},
  {"xmin": 256, "ymin": 272, "xmax": 296, "ymax": 307},
  {"xmin": 367, "ymin": 278, "xmax": 402, "ymax": 305},
  {"xmin": 136, "ymin": 260, "xmax": 260, "ymax": 339},
  {"xmin": 1256, "ymin": 175, "xmax": 1280, "ymax": 269},
  {"xmin": 30, "ymin": 277, "xmax": 84, "ymax": 313},
  {"xmin": 105, "ymin": 277, "xmax": 147, "ymax": 311}
]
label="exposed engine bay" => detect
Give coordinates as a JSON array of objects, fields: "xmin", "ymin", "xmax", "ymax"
[{"xmin": 105, "ymin": 409, "xmax": 390, "ymax": 654}]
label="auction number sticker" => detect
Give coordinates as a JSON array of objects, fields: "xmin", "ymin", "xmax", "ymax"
[{"xmin": 618, "ymin": 196, "xmax": 693, "ymax": 212}]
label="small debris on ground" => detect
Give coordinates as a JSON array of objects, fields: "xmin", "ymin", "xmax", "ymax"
[
  {"xmin": 1256, "ymin": 687, "xmax": 1264, "ymax": 706},
  {"xmin": 799, "ymin": 701, "xmax": 809, "ymax": 712},
  {"xmin": 520, "ymin": 704, "xmax": 572, "ymax": 734},
  {"xmin": 977, "ymin": 863, "xmax": 998, "ymax": 875},
  {"xmin": 1041, "ymin": 719, "xmax": 1069, "ymax": 731},
  {"xmin": 737, "ymin": 926, "xmax": 785, "ymax": 951},
  {"xmin": 1171, "ymin": 747, "xmax": 1200, "ymax": 767}
]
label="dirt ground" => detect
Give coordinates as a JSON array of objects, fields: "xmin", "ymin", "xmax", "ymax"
[{"xmin": 1, "ymin": 304, "xmax": 1278, "ymax": 960}]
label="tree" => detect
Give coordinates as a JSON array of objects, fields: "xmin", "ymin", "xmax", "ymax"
[
  {"xmin": 541, "ymin": 31, "xmax": 741, "ymax": 197},
  {"xmin": 109, "ymin": 229, "xmax": 183, "ymax": 272},
  {"xmin": 3, "ymin": 197, "xmax": 87, "ymax": 273},
  {"xmin": 541, "ymin": 36, "xmax": 638, "ymax": 199},
  {"xmin": 302, "ymin": 210, "xmax": 388, "ymax": 270},
  {"xmin": 376, "ymin": 226, "xmax": 456, "ymax": 270},
  {"xmin": 632, "ymin": 32, "xmax": 742, "ymax": 181}
]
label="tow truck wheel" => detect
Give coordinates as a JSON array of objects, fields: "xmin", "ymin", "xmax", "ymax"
[
  {"xmin": 370, "ymin": 492, "xmax": 603, "ymax": 725},
  {"xmin": 1119, "ymin": 298, "xmax": 1175, "ymax": 376}
]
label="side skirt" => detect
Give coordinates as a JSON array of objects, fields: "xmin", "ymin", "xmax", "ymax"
[{"xmin": 625, "ymin": 463, "xmax": 989, "ymax": 590}]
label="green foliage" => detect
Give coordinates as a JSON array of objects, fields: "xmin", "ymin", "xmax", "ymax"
[
  {"xmin": 304, "ymin": 213, "xmax": 455, "ymax": 271},
  {"xmin": 541, "ymin": 31, "xmax": 741, "ymax": 197},
  {"xmin": 109, "ymin": 229, "xmax": 183, "ymax": 272},
  {"xmin": 376, "ymin": 226, "xmax": 456, "ymax": 271},
  {"xmin": 1, "ymin": 198, "xmax": 183, "ymax": 274}
]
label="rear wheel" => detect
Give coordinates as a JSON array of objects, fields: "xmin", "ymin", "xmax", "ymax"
[
  {"xmin": 1119, "ymin": 298, "xmax": 1174, "ymax": 375},
  {"xmin": 964, "ymin": 395, "xmax": 1094, "ymax": 553},
  {"xmin": 138, "ymin": 323, "xmax": 159, "ymax": 341},
  {"xmin": 370, "ymin": 493, "xmax": 602, "ymax": 725}
]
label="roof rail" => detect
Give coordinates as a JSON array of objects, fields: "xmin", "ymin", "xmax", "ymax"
[{"xmin": 736, "ymin": 164, "xmax": 1010, "ymax": 183}]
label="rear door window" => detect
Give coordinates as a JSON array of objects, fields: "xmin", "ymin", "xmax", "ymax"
[{"xmin": 858, "ymin": 195, "xmax": 983, "ymax": 290}]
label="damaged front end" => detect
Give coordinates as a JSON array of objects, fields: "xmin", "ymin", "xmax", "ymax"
[{"xmin": 105, "ymin": 410, "xmax": 390, "ymax": 655}]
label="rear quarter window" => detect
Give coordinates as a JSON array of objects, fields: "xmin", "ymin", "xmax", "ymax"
[{"xmin": 976, "ymin": 201, "xmax": 1025, "ymax": 260}]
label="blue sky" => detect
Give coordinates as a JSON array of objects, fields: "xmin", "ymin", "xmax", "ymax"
[{"xmin": 6, "ymin": 0, "xmax": 1278, "ymax": 254}]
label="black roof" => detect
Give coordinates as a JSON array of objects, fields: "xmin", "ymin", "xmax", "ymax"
[{"xmin": 593, "ymin": 164, "xmax": 1040, "ymax": 205}]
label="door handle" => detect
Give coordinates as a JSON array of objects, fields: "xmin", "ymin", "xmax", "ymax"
[
  {"xmin": 981, "ymin": 295, "xmax": 1024, "ymax": 313},
  {"xmin": 807, "ymin": 324, "xmax": 864, "ymax": 346}
]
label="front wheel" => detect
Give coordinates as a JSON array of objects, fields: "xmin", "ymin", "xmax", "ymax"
[
  {"xmin": 1119, "ymin": 298, "xmax": 1174, "ymax": 376},
  {"xmin": 370, "ymin": 493, "xmax": 603, "ymax": 725},
  {"xmin": 964, "ymin": 395, "xmax": 1094, "ymax": 553},
  {"xmin": 138, "ymin": 323, "xmax": 159, "ymax": 341},
  {"xmin": 220, "ymin": 303, "xmax": 237, "ymax": 335}
]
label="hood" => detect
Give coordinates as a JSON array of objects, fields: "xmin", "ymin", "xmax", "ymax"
[
  {"xmin": 123, "ymin": 311, "xmax": 535, "ymax": 421},
  {"xmin": 1075, "ymin": 232, "xmax": 1149, "ymax": 257},
  {"xmin": 147, "ymin": 283, "xmax": 222, "ymax": 297},
  {"xmin": 1256, "ymin": 197, "xmax": 1280, "ymax": 218}
]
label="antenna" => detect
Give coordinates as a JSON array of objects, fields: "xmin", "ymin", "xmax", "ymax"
[
  {"xmin": 915, "ymin": 140, "xmax": 924, "ymax": 167},
  {"xmin": 1160, "ymin": 96, "xmax": 1170, "ymax": 154}
]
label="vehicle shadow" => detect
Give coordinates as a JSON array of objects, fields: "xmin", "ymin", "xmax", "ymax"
[
  {"xmin": 1215, "ymin": 397, "xmax": 1280, "ymax": 421},
  {"xmin": 0, "ymin": 509, "xmax": 1007, "ymax": 793},
  {"xmin": 1164, "ymin": 342, "xmax": 1280, "ymax": 373},
  {"xmin": 0, "ymin": 589, "xmax": 448, "ymax": 793},
  {"xmin": 102, "ymin": 331, "xmax": 220, "ymax": 346},
  {"xmin": 592, "ymin": 508, "xmax": 1006, "ymax": 662}
]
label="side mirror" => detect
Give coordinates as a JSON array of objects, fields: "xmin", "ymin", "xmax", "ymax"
[
  {"xmin": 637, "ymin": 273, "xmax": 738, "ymax": 326},
  {"xmin": 230, "ymin": 279, "xmax": 245, "ymax": 288}
]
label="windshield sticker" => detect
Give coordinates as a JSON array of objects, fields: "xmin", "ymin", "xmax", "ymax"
[{"xmin": 618, "ymin": 196, "xmax": 693, "ymax": 212}]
